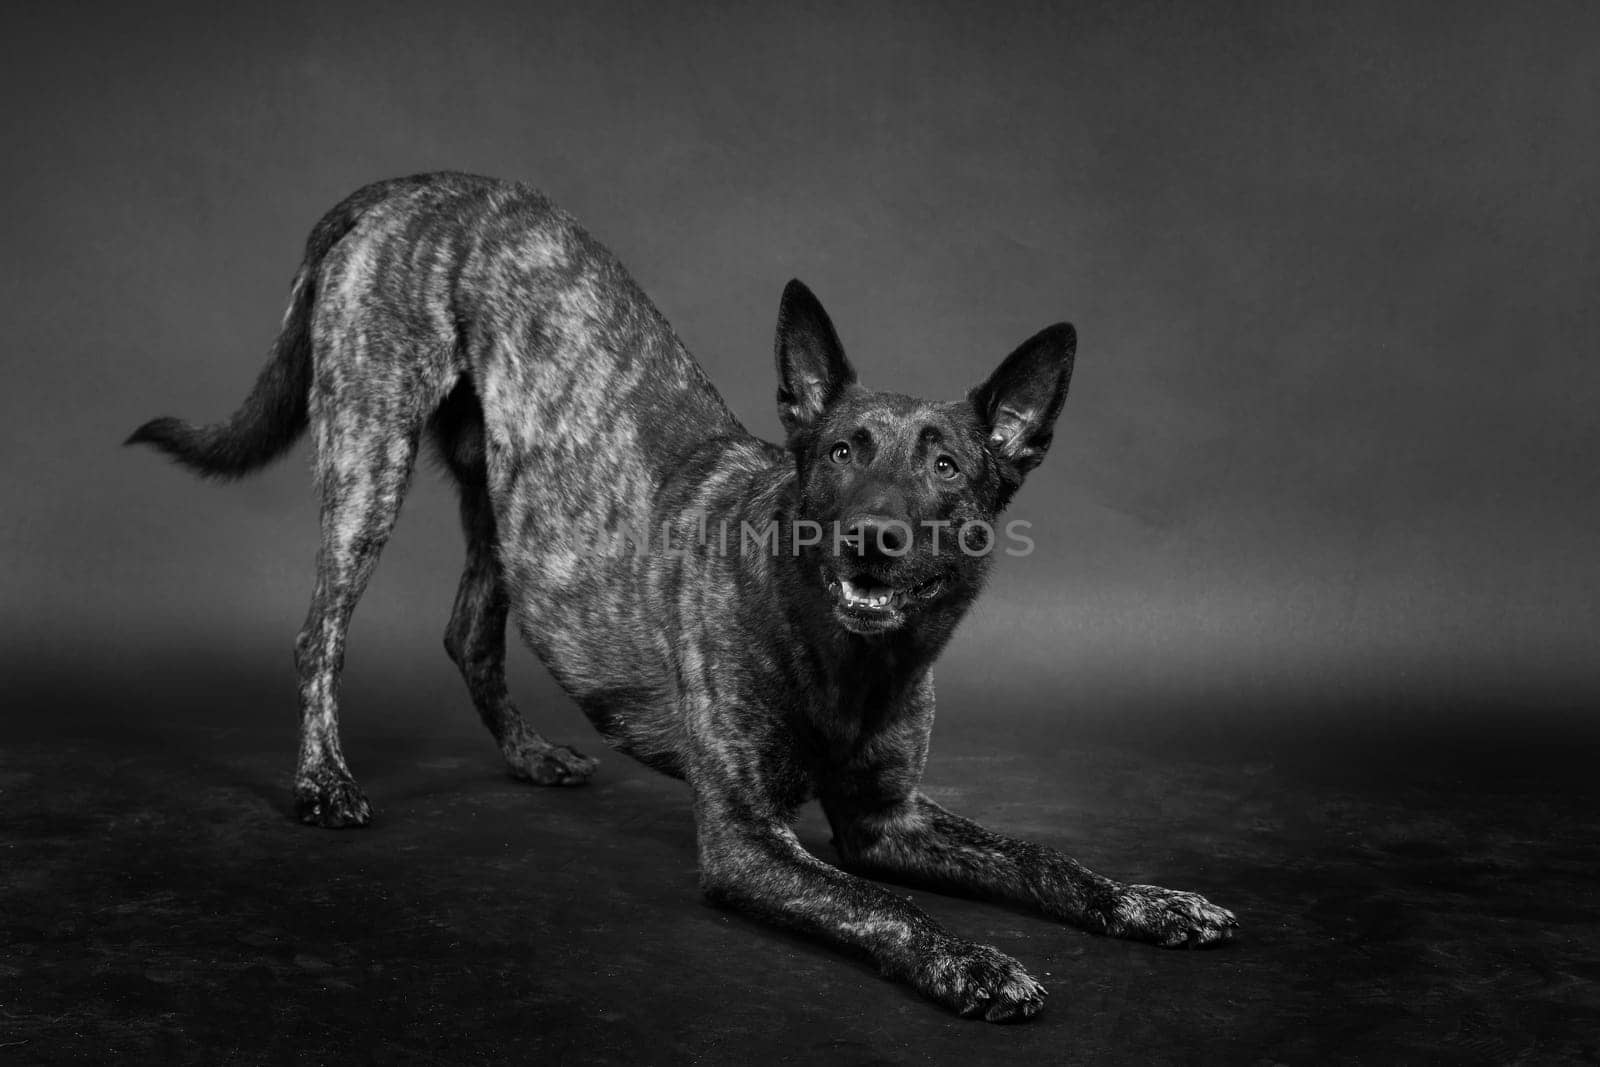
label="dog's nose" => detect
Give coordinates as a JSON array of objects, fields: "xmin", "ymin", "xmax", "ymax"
[{"xmin": 843, "ymin": 514, "xmax": 910, "ymax": 557}]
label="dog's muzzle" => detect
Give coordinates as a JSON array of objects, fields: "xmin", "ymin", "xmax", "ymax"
[{"xmin": 822, "ymin": 566, "xmax": 944, "ymax": 634}]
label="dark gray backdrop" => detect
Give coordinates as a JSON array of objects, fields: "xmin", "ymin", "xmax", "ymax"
[{"xmin": 4, "ymin": 1, "xmax": 1597, "ymax": 751}]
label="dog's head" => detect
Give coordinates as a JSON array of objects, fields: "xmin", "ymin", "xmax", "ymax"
[{"xmin": 774, "ymin": 279, "xmax": 1075, "ymax": 637}]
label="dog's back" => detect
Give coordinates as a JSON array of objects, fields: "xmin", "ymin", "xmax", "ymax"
[{"xmin": 312, "ymin": 176, "xmax": 777, "ymax": 706}]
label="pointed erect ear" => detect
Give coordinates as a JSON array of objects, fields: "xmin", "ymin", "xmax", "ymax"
[
  {"xmin": 775, "ymin": 279, "xmax": 856, "ymax": 436},
  {"xmin": 969, "ymin": 323, "xmax": 1076, "ymax": 475}
]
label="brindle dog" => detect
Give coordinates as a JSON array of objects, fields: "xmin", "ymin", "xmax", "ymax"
[{"xmin": 129, "ymin": 173, "xmax": 1236, "ymax": 1021}]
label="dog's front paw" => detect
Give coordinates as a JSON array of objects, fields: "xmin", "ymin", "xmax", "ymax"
[
  {"xmin": 913, "ymin": 942, "xmax": 1047, "ymax": 1022},
  {"xmin": 1107, "ymin": 883, "xmax": 1237, "ymax": 948},
  {"xmin": 506, "ymin": 740, "xmax": 598, "ymax": 786},
  {"xmin": 294, "ymin": 774, "xmax": 372, "ymax": 828}
]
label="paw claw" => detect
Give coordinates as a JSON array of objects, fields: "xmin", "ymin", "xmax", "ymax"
[
  {"xmin": 294, "ymin": 775, "xmax": 372, "ymax": 829},
  {"xmin": 919, "ymin": 942, "xmax": 1047, "ymax": 1023},
  {"xmin": 507, "ymin": 742, "xmax": 598, "ymax": 786},
  {"xmin": 1110, "ymin": 884, "xmax": 1238, "ymax": 949}
]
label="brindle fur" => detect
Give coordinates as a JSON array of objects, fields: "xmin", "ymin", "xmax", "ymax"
[{"xmin": 128, "ymin": 173, "xmax": 1236, "ymax": 1021}]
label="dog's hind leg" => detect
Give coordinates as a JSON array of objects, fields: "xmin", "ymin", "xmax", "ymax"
[
  {"xmin": 292, "ymin": 401, "xmax": 421, "ymax": 828},
  {"xmin": 432, "ymin": 379, "xmax": 598, "ymax": 786},
  {"xmin": 443, "ymin": 482, "xmax": 599, "ymax": 785}
]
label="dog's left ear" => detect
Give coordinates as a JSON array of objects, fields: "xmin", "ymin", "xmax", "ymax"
[
  {"xmin": 970, "ymin": 323, "xmax": 1076, "ymax": 475},
  {"xmin": 775, "ymin": 279, "xmax": 856, "ymax": 436}
]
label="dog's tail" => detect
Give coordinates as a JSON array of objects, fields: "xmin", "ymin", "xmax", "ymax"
[{"xmin": 125, "ymin": 189, "xmax": 377, "ymax": 479}]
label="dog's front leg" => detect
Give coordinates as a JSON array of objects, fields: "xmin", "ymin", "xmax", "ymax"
[
  {"xmin": 693, "ymin": 790, "xmax": 1046, "ymax": 1021},
  {"xmin": 827, "ymin": 793, "xmax": 1238, "ymax": 949}
]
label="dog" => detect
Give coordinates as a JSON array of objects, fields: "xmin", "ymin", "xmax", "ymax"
[{"xmin": 128, "ymin": 172, "xmax": 1236, "ymax": 1021}]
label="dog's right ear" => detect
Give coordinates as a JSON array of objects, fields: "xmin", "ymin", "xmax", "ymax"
[{"xmin": 775, "ymin": 279, "xmax": 856, "ymax": 436}]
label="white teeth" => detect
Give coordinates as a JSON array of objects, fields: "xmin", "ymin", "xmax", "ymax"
[{"xmin": 837, "ymin": 576, "xmax": 898, "ymax": 611}]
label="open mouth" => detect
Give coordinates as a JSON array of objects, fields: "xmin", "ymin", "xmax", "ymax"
[{"xmin": 822, "ymin": 568, "xmax": 944, "ymax": 633}]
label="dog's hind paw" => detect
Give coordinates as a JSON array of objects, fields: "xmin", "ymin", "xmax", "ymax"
[
  {"xmin": 506, "ymin": 741, "xmax": 598, "ymax": 786},
  {"xmin": 294, "ymin": 776, "xmax": 372, "ymax": 829},
  {"xmin": 914, "ymin": 942, "xmax": 1047, "ymax": 1023},
  {"xmin": 1108, "ymin": 883, "xmax": 1238, "ymax": 948}
]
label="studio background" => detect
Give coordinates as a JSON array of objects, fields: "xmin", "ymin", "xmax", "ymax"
[{"xmin": 3, "ymin": 2, "xmax": 1597, "ymax": 1061}]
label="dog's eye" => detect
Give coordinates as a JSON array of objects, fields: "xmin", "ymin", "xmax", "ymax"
[
  {"xmin": 934, "ymin": 455, "xmax": 960, "ymax": 480},
  {"xmin": 829, "ymin": 442, "xmax": 851, "ymax": 464}
]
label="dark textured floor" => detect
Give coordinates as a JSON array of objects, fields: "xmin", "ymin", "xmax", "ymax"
[{"xmin": 3, "ymin": 653, "xmax": 1597, "ymax": 1065}]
